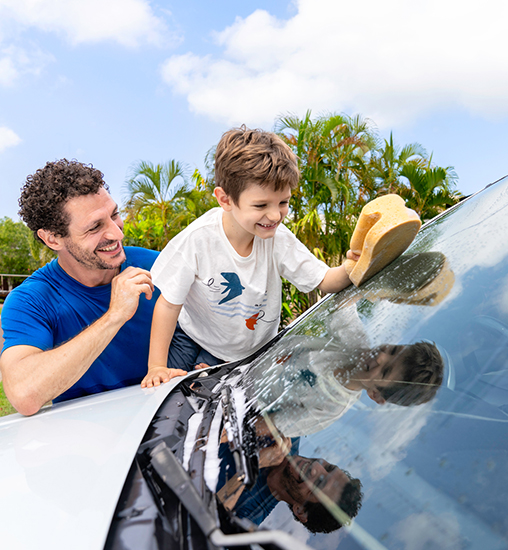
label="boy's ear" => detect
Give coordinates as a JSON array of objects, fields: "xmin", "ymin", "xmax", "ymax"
[
  {"xmin": 37, "ymin": 229, "xmax": 64, "ymax": 252},
  {"xmin": 367, "ymin": 388, "xmax": 386, "ymax": 405},
  {"xmin": 214, "ymin": 187, "xmax": 233, "ymax": 211}
]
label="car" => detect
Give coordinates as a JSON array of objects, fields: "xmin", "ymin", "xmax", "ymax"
[{"xmin": 1, "ymin": 175, "xmax": 508, "ymax": 550}]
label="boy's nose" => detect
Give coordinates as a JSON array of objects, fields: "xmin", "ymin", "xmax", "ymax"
[{"xmin": 267, "ymin": 207, "xmax": 281, "ymax": 222}]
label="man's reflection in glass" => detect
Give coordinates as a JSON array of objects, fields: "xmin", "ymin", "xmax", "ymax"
[{"xmin": 217, "ymin": 431, "xmax": 363, "ymax": 533}]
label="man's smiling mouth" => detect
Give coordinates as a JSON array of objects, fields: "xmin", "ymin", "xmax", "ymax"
[{"xmin": 97, "ymin": 242, "xmax": 120, "ymax": 253}]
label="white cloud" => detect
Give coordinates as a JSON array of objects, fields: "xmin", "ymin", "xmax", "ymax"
[
  {"xmin": 0, "ymin": 0, "xmax": 170, "ymax": 48},
  {"xmin": 0, "ymin": 126, "xmax": 21, "ymax": 152},
  {"xmin": 0, "ymin": 45, "xmax": 53, "ymax": 86},
  {"xmin": 160, "ymin": 0, "xmax": 508, "ymax": 128}
]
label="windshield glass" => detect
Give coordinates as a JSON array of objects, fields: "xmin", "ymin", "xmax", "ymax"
[{"xmin": 218, "ymin": 179, "xmax": 508, "ymax": 549}]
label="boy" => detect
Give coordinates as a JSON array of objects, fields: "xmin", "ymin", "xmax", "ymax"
[
  {"xmin": 250, "ymin": 305, "xmax": 444, "ymax": 437},
  {"xmin": 142, "ymin": 127, "xmax": 354, "ymax": 388}
]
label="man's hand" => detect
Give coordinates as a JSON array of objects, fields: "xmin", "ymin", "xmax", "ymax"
[
  {"xmin": 141, "ymin": 366, "xmax": 187, "ymax": 388},
  {"xmin": 108, "ymin": 267, "xmax": 154, "ymax": 324}
]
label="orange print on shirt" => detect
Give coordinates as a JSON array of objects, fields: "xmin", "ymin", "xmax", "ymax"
[{"xmin": 246, "ymin": 313, "xmax": 260, "ymax": 330}]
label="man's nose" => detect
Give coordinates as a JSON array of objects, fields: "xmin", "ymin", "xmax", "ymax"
[{"xmin": 105, "ymin": 218, "xmax": 124, "ymax": 240}]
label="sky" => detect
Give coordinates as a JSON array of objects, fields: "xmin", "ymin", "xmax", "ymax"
[{"xmin": 0, "ymin": 0, "xmax": 507, "ymax": 221}]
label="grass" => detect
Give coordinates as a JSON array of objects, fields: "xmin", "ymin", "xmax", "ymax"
[{"xmin": 0, "ymin": 382, "xmax": 16, "ymax": 417}]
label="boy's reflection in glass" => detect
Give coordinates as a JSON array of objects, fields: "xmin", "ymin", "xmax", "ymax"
[
  {"xmin": 217, "ymin": 429, "xmax": 363, "ymax": 533},
  {"xmin": 250, "ymin": 305, "xmax": 444, "ymax": 437}
]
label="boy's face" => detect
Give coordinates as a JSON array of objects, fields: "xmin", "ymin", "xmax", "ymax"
[
  {"xmin": 354, "ymin": 344, "xmax": 407, "ymax": 403},
  {"xmin": 225, "ymin": 183, "xmax": 292, "ymax": 240}
]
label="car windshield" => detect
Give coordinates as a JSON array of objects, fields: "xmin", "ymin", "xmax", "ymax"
[{"xmin": 218, "ymin": 178, "xmax": 508, "ymax": 548}]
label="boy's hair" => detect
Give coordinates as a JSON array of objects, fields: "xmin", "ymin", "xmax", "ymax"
[
  {"xmin": 214, "ymin": 126, "xmax": 300, "ymax": 205},
  {"xmin": 19, "ymin": 159, "xmax": 108, "ymax": 243},
  {"xmin": 380, "ymin": 341, "xmax": 444, "ymax": 406}
]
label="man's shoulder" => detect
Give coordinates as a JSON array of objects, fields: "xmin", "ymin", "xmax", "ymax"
[
  {"xmin": 5, "ymin": 261, "xmax": 58, "ymax": 299},
  {"xmin": 124, "ymin": 246, "xmax": 160, "ymax": 270}
]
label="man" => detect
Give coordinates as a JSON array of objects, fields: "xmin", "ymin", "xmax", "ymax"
[
  {"xmin": 0, "ymin": 159, "xmax": 158, "ymax": 416},
  {"xmin": 219, "ymin": 442, "xmax": 363, "ymax": 533}
]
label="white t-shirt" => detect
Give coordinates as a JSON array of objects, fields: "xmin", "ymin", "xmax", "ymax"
[
  {"xmin": 151, "ymin": 208, "xmax": 329, "ymax": 362},
  {"xmin": 250, "ymin": 306, "xmax": 367, "ymax": 437}
]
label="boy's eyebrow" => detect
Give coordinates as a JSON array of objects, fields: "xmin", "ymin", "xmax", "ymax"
[{"xmin": 382, "ymin": 362, "xmax": 394, "ymax": 380}]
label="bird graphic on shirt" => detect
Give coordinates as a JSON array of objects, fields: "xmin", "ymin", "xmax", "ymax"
[{"xmin": 219, "ymin": 272, "xmax": 245, "ymax": 304}]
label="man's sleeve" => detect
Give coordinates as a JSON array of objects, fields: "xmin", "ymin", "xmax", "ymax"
[
  {"xmin": 274, "ymin": 225, "xmax": 329, "ymax": 292},
  {"xmin": 1, "ymin": 287, "xmax": 54, "ymax": 353}
]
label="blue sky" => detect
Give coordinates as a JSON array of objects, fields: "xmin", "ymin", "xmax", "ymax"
[{"xmin": 0, "ymin": 0, "xmax": 507, "ymax": 221}]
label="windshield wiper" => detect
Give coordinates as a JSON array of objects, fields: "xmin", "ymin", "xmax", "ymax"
[
  {"xmin": 150, "ymin": 441, "xmax": 314, "ymax": 550},
  {"xmin": 220, "ymin": 384, "xmax": 259, "ymax": 490}
]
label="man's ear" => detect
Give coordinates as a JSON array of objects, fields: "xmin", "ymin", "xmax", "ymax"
[
  {"xmin": 292, "ymin": 504, "xmax": 308, "ymax": 524},
  {"xmin": 214, "ymin": 187, "xmax": 233, "ymax": 211},
  {"xmin": 37, "ymin": 229, "xmax": 64, "ymax": 252},
  {"xmin": 367, "ymin": 388, "xmax": 386, "ymax": 405}
]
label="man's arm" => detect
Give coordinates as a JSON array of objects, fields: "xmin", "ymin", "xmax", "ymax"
[
  {"xmin": 141, "ymin": 295, "xmax": 186, "ymax": 388},
  {"xmin": 0, "ymin": 267, "xmax": 154, "ymax": 416}
]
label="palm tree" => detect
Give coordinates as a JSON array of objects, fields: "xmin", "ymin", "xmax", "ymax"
[
  {"xmin": 399, "ymin": 162, "xmax": 461, "ymax": 220},
  {"xmin": 275, "ymin": 111, "xmax": 378, "ymax": 264},
  {"xmin": 123, "ymin": 160, "xmax": 189, "ymax": 247},
  {"xmin": 122, "ymin": 162, "xmax": 217, "ymax": 251},
  {"xmin": 368, "ymin": 132, "xmax": 427, "ymax": 195}
]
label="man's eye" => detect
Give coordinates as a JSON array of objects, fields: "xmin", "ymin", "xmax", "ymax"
[{"xmin": 315, "ymin": 474, "xmax": 327, "ymax": 489}]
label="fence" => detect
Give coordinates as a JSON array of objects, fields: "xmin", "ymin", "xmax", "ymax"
[{"xmin": 0, "ymin": 274, "xmax": 30, "ymax": 299}]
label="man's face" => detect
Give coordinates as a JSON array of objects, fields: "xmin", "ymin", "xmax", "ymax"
[
  {"xmin": 267, "ymin": 456, "xmax": 350, "ymax": 509},
  {"xmin": 61, "ymin": 188, "xmax": 126, "ymax": 272}
]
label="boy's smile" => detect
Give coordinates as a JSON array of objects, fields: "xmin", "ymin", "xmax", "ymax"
[{"xmin": 216, "ymin": 183, "xmax": 292, "ymax": 255}]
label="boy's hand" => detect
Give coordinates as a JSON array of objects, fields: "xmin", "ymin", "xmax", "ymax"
[
  {"xmin": 345, "ymin": 249, "xmax": 361, "ymax": 262},
  {"xmin": 194, "ymin": 362, "xmax": 211, "ymax": 370},
  {"xmin": 141, "ymin": 366, "xmax": 187, "ymax": 388}
]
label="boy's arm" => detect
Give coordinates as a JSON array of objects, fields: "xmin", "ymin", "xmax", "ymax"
[
  {"xmin": 141, "ymin": 296, "xmax": 186, "ymax": 388},
  {"xmin": 317, "ymin": 251, "xmax": 360, "ymax": 294}
]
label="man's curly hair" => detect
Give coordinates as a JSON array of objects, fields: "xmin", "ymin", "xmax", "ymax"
[{"xmin": 18, "ymin": 159, "xmax": 108, "ymax": 242}]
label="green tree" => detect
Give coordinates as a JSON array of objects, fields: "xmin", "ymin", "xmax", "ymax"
[
  {"xmin": 368, "ymin": 132, "xmax": 427, "ymax": 195},
  {"xmin": 122, "ymin": 163, "xmax": 217, "ymax": 251},
  {"xmin": 123, "ymin": 160, "xmax": 189, "ymax": 247},
  {"xmin": 399, "ymin": 162, "xmax": 461, "ymax": 220},
  {"xmin": 0, "ymin": 217, "xmax": 38, "ymax": 274}
]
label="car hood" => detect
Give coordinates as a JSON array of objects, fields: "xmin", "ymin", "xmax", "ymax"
[{"xmin": 0, "ymin": 379, "xmax": 185, "ymax": 550}]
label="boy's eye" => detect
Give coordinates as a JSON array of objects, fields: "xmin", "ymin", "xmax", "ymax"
[{"xmin": 254, "ymin": 204, "xmax": 266, "ymax": 209}]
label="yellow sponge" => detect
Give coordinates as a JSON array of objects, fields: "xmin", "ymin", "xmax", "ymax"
[{"xmin": 345, "ymin": 194, "xmax": 421, "ymax": 286}]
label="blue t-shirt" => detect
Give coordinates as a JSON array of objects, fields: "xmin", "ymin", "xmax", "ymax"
[{"xmin": 1, "ymin": 247, "xmax": 159, "ymax": 402}]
